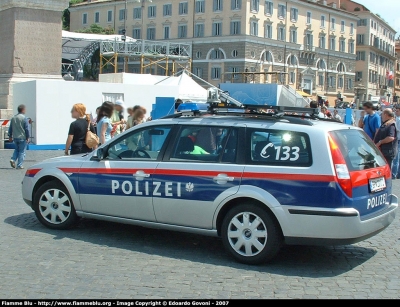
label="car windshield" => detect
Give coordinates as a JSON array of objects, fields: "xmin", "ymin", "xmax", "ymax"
[{"xmin": 330, "ymin": 129, "xmax": 387, "ymax": 171}]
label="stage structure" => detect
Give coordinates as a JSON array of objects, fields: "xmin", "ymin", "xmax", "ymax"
[
  {"xmin": 99, "ymin": 39, "xmax": 192, "ymax": 76},
  {"xmin": 62, "ymin": 30, "xmax": 135, "ymax": 81}
]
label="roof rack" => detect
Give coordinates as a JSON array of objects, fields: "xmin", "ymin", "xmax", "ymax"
[{"xmin": 161, "ymin": 88, "xmax": 342, "ymax": 125}]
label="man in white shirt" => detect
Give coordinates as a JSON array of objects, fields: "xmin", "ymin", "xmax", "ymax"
[
  {"xmin": 333, "ymin": 109, "xmax": 342, "ymax": 122},
  {"xmin": 391, "ymin": 108, "xmax": 400, "ymax": 179}
]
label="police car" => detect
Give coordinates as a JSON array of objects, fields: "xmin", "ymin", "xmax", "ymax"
[{"xmin": 21, "ymin": 102, "xmax": 398, "ymax": 264}]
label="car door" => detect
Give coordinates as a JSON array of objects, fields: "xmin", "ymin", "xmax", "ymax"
[
  {"xmin": 78, "ymin": 124, "xmax": 175, "ymax": 221},
  {"xmin": 152, "ymin": 125, "xmax": 245, "ymax": 229}
]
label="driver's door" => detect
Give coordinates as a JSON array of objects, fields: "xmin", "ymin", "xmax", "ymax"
[{"xmin": 79, "ymin": 125, "xmax": 174, "ymax": 221}]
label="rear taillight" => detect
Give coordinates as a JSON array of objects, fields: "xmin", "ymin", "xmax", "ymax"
[
  {"xmin": 384, "ymin": 163, "xmax": 391, "ymax": 179},
  {"xmin": 328, "ymin": 134, "xmax": 352, "ymax": 198}
]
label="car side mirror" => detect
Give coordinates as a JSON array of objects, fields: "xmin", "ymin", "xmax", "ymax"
[{"xmin": 91, "ymin": 148, "xmax": 104, "ymax": 162}]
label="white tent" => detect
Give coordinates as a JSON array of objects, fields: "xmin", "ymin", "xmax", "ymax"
[
  {"xmin": 155, "ymin": 72, "xmax": 207, "ymax": 101},
  {"xmin": 99, "ymin": 71, "xmax": 207, "ymax": 102}
]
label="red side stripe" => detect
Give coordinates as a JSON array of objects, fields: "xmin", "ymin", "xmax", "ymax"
[
  {"xmin": 25, "ymin": 168, "xmax": 41, "ymax": 176},
  {"xmin": 241, "ymin": 172, "xmax": 335, "ymax": 182},
  {"xmin": 58, "ymin": 167, "xmax": 335, "ymax": 182}
]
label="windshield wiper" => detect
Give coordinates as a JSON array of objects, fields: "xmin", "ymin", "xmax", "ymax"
[{"xmin": 359, "ymin": 160, "xmax": 376, "ymax": 166}]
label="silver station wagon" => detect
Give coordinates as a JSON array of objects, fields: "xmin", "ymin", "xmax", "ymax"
[{"xmin": 22, "ymin": 104, "xmax": 398, "ymax": 264}]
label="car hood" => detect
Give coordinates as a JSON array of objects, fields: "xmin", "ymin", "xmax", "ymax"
[{"xmin": 28, "ymin": 153, "xmax": 92, "ymax": 170}]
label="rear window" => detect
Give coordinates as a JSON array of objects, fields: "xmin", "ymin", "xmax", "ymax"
[
  {"xmin": 330, "ymin": 129, "xmax": 387, "ymax": 171},
  {"xmin": 248, "ymin": 129, "xmax": 312, "ymax": 167}
]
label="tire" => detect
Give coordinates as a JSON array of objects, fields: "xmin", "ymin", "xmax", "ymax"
[
  {"xmin": 33, "ymin": 181, "xmax": 78, "ymax": 230},
  {"xmin": 221, "ymin": 203, "xmax": 283, "ymax": 265}
]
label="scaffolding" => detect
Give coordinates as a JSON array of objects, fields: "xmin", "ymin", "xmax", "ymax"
[
  {"xmin": 99, "ymin": 40, "xmax": 192, "ymax": 76},
  {"xmin": 224, "ymin": 71, "xmax": 288, "ymax": 84}
]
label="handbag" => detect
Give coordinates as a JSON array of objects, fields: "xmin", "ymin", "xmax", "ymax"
[{"xmin": 85, "ymin": 121, "xmax": 99, "ymax": 149}]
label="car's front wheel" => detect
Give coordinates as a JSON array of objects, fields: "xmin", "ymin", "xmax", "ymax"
[
  {"xmin": 33, "ymin": 181, "xmax": 78, "ymax": 230},
  {"xmin": 221, "ymin": 203, "xmax": 282, "ymax": 264}
]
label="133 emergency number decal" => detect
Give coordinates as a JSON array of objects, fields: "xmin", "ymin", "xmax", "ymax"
[{"xmin": 260, "ymin": 143, "xmax": 300, "ymax": 161}]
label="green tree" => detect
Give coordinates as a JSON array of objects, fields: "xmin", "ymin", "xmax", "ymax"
[{"xmin": 76, "ymin": 24, "xmax": 115, "ymax": 35}]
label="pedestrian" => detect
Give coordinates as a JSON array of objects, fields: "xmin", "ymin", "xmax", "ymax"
[
  {"xmin": 374, "ymin": 108, "xmax": 397, "ymax": 167},
  {"xmin": 111, "ymin": 99, "xmax": 126, "ymax": 136},
  {"xmin": 125, "ymin": 107, "xmax": 134, "ymax": 130},
  {"xmin": 174, "ymin": 98, "xmax": 183, "ymax": 113},
  {"xmin": 92, "ymin": 106, "xmax": 101, "ymax": 133},
  {"xmin": 333, "ymin": 109, "xmax": 342, "ymax": 122},
  {"xmin": 359, "ymin": 101, "xmax": 381, "ymax": 139},
  {"xmin": 310, "ymin": 101, "xmax": 325, "ymax": 118},
  {"xmin": 65, "ymin": 103, "xmax": 96, "ymax": 156},
  {"xmin": 321, "ymin": 106, "xmax": 332, "ymax": 118},
  {"xmin": 391, "ymin": 108, "xmax": 400, "ymax": 179},
  {"xmin": 141, "ymin": 107, "xmax": 148, "ymax": 122},
  {"xmin": 97, "ymin": 101, "xmax": 114, "ymax": 145},
  {"xmin": 132, "ymin": 108, "xmax": 146, "ymax": 126},
  {"xmin": 8, "ymin": 104, "xmax": 29, "ymax": 169}
]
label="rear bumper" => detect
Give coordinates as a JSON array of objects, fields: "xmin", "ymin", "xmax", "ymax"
[{"xmin": 280, "ymin": 195, "xmax": 398, "ymax": 246}]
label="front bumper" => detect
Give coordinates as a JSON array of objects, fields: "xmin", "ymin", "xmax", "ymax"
[
  {"xmin": 22, "ymin": 176, "xmax": 34, "ymax": 208},
  {"xmin": 280, "ymin": 195, "xmax": 398, "ymax": 246}
]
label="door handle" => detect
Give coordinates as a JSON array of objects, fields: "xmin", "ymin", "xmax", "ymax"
[
  {"xmin": 213, "ymin": 174, "xmax": 234, "ymax": 184},
  {"xmin": 135, "ymin": 170, "xmax": 150, "ymax": 181}
]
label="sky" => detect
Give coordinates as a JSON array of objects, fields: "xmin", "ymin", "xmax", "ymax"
[{"xmin": 356, "ymin": 0, "xmax": 400, "ymax": 35}]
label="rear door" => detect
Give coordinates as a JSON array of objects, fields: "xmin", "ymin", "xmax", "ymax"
[
  {"xmin": 329, "ymin": 129, "xmax": 392, "ymax": 218},
  {"xmin": 152, "ymin": 125, "xmax": 245, "ymax": 229}
]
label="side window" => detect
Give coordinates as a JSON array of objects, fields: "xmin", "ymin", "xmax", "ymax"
[
  {"xmin": 249, "ymin": 129, "xmax": 312, "ymax": 167},
  {"xmin": 221, "ymin": 129, "xmax": 239, "ymax": 163},
  {"xmin": 106, "ymin": 126, "xmax": 172, "ymax": 160},
  {"xmin": 169, "ymin": 126, "xmax": 236, "ymax": 163}
]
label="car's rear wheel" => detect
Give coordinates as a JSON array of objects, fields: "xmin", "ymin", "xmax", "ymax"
[
  {"xmin": 221, "ymin": 203, "xmax": 282, "ymax": 264},
  {"xmin": 33, "ymin": 181, "xmax": 78, "ymax": 230}
]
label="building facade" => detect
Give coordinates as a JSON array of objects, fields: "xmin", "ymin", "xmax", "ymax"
[
  {"xmin": 69, "ymin": 0, "xmax": 359, "ymax": 102},
  {"xmin": 395, "ymin": 40, "xmax": 400, "ymax": 104},
  {"xmin": 339, "ymin": 0, "xmax": 397, "ymax": 104}
]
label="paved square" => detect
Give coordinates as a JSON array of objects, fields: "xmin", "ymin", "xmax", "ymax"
[{"xmin": 0, "ymin": 150, "xmax": 399, "ymax": 299}]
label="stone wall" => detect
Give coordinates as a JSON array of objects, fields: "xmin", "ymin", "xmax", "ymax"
[{"xmin": 0, "ymin": 0, "xmax": 69, "ymax": 115}]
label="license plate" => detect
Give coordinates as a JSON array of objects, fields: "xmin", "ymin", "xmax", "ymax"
[{"xmin": 369, "ymin": 177, "xmax": 386, "ymax": 193}]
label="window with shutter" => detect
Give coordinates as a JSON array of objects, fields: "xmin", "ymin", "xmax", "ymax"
[
  {"xmin": 133, "ymin": 8, "xmax": 141, "ymax": 19},
  {"xmin": 163, "ymin": 4, "xmax": 172, "ymax": 16},
  {"xmin": 195, "ymin": 24, "xmax": 204, "ymax": 37},
  {"xmin": 178, "ymin": 25, "xmax": 187, "ymax": 38},
  {"xmin": 213, "ymin": 0, "xmax": 223, "ymax": 12},
  {"xmin": 231, "ymin": 0, "xmax": 241, "ymax": 10},
  {"xmin": 265, "ymin": 1, "xmax": 273, "ymax": 15},
  {"xmin": 230, "ymin": 21, "xmax": 241, "ymax": 35},
  {"xmin": 107, "ymin": 10, "xmax": 113, "ymax": 22},
  {"xmin": 195, "ymin": 0, "xmax": 205, "ymax": 13},
  {"xmin": 179, "ymin": 2, "xmax": 188, "ymax": 15}
]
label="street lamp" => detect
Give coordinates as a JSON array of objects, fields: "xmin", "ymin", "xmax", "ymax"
[{"xmin": 122, "ymin": 0, "xmax": 127, "ymax": 73}]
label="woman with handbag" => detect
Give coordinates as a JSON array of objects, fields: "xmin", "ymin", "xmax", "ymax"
[{"xmin": 65, "ymin": 103, "xmax": 96, "ymax": 155}]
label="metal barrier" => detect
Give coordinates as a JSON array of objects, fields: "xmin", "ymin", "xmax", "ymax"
[
  {"xmin": 0, "ymin": 118, "xmax": 33, "ymax": 149},
  {"xmin": 0, "ymin": 119, "xmax": 10, "ymax": 149}
]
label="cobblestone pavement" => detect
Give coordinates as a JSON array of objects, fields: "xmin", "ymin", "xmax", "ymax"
[{"xmin": 0, "ymin": 150, "xmax": 399, "ymax": 299}]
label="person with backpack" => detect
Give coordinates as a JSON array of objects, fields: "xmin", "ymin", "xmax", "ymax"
[{"xmin": 359, "ymin": 101, "xmax": 381, "ymax": 139}]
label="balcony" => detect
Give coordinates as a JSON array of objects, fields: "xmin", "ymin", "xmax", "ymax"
[{"xmin": 300, "ymin": 45, "xmax": 315, "ymax": 52}]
